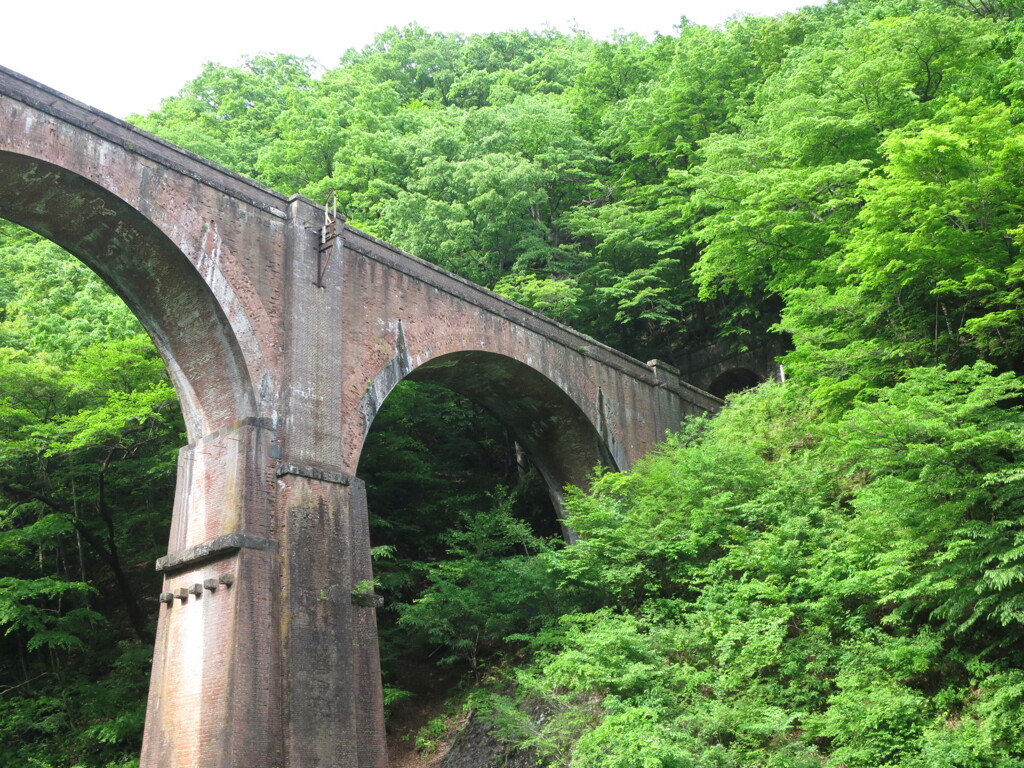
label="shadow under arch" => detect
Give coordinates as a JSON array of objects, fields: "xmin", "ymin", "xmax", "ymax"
[
  {"xmin": 358, "ymin": 349, "xmax": 619, "ymax": 539},
  {"xmin": 0, "ymin": 150, "xmax": 257, "ymax": 440}
]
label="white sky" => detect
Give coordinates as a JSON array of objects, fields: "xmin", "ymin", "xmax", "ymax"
[{"xmin": 5, "ymin": 0, "xmax": 827, "ymax": 119}]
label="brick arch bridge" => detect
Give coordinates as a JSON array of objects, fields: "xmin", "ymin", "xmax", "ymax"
[{"xmin": 0, "ymin": 66, "xmax": 721, "ymax": 768}]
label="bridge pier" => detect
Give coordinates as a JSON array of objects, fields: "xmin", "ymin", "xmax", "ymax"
[
  {"xmin": 142, "ymin": 447, "xmax": 388, "ymax": 768},
  {"xmin": 141, "ymin": 421, "xmax": 283, "ymax": 768},
  {"xmin": 278, "ymin": 469, "xmax": 387, "ymax": 768}
]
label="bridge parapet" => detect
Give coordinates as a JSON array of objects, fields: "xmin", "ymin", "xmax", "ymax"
[{"xmin": 0, "ymin": 64, "xmax": 289, "ymax": 215}]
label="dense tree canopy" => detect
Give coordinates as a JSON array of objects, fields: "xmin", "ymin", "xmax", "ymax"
[{"xmin": 4, "ymin": 0, "xmax": 1024, "ymax": 764}]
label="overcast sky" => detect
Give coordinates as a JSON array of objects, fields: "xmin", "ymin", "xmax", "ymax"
[{"xmin": 5, "ymin": 0, "xmax": 827, "ymax": 118}]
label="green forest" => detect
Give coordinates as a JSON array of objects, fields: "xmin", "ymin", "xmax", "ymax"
[{"xmin": 4, "ymin": 0, "xmax": 1024, "ymax": 764}]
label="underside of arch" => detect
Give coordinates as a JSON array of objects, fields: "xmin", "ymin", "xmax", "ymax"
[
  {"xmin": 0, "ymin": 151, "xmax": 257, "ymax": 439},
  {"xmin": 362, "ymin": 350, "xmax": 617, "ymax": 529}
]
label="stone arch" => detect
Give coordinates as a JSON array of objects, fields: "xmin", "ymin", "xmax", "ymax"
[
  {"xmin": 706, "ymin": 367, "xmax": 763, "ymax": 399},
  {"xmin": 357, "ymin": 349, "xmax": 618, "ymax": 532},
  {"xmin": 0, "ymin": 150, "xmax": 257, "ymax": 440}
]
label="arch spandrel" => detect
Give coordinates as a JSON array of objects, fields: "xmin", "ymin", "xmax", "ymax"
[{"xmin": 0, "ymin": 150, "xmax": 258, "ymax": 439}]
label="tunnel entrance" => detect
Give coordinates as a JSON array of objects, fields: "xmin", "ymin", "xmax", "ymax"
[{"xmin": 706, "ymin": 367, "xmax": 763, "ymax": 399}]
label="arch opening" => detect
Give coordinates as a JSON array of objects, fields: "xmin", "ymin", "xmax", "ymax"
[
  {"xmin": 358, "ymin": 379, "xmax": 561, "ymax": 549},
  {"xmin": 355, "ymin": 344, "xmax": 618, "ymax": 533},
  {"xmin": 0, "ymin": 150, "xmax": 257, "ymax": 440},
  {"xmin": 354, "ymin": 352, "xmax": 614, "ymax": 748},
  {"xmin": 0, "ymin": 216, "xmax": 190, "ymax": 764},
  {"xmin": 358, "ymin": 349, "xmax": 619, "ymax": 526}
]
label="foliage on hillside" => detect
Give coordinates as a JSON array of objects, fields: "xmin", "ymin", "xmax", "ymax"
[
  {"xmin": 469, "ymin": 368, "xmax": 1024, "ymax": 766},
  {"xmin": 3, "ymin": 0, "xmax": 1024, "ymax": 765}
]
